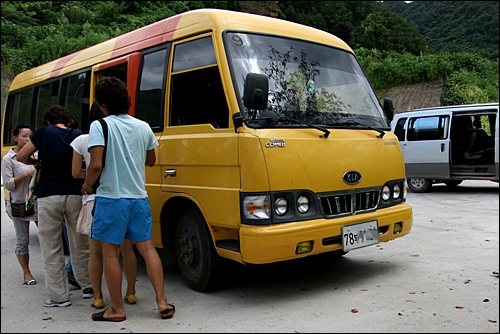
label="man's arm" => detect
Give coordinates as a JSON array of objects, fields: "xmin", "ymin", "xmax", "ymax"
[
  {"xmin": 82, "ymin": 145, "xmax": 104, "ymax": 194},
  {"xmin": 145, "ymin": 148, "xmax": 156, "ymax": 167}
]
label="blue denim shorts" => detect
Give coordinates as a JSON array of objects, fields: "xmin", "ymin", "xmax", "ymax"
[{"xmin": 90, "ymin": 197, "xmax": 152, "ymax": 245}]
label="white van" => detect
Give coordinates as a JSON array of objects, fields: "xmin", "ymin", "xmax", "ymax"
[{"xmin": 391, "ymin": 103, "xmax": 499, "ymax": 192}]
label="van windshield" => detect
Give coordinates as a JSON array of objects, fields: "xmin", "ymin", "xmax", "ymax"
[{"xmin": 225, "ymin": 32, "xmax": 388, "ymax": 128}]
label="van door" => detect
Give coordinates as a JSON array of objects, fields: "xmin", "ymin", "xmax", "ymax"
[{"xmin": 403, "ymin": 115, "xmax": 450, "ymax": 179}]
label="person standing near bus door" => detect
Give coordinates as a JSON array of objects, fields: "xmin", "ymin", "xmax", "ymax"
[
  {"xmin": 62, "ymin": 115, "xmax": 82, "ymax": 290},
  {"xmin": 85, "ymin": 77, "xmax": 174, "ymax": 322},
  {"xmin": 71, "ymin": 102, "xmax": 138, "ymax": 310},
  {"xmin": 17, "ymin": 105, "xmax": 93, "ymax": 307},
  {"xmin": 1, "ymin": 124, "xmax": 38, "ymax": 286}
]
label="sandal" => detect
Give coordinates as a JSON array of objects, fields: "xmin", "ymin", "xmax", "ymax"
[
  {"xmin": 124, "ymin": 295, "xmax": 137, "ymax": 304},
  {"xmin": 91, "ymin": 299, "xmax": 105, "ymax": 309},
  {"xmin": 23, "ymin": 276, "xmax": 37, "ymax": 285},
  {"xmin": 160, "ymin": 304, "xmax": 175, "ymax": 319}
]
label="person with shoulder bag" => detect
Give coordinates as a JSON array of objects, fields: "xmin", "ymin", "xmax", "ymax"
[
  {"xmin": 71, "ymin": 102, "xmax": 138, "ymax": 310},
  {"xmin": 86, "ymin": 77, "xmax": 174, "ymax": 322},
  {"xmin": 1, "ymin": 124, "xmax": 38, "ymax": 285}
]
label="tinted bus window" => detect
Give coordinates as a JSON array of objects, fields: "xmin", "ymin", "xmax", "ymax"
[
  {"xmin": 3, "ymin": 88, "xmax": 33, "ymax": 145},
  {"xmin": 34, "ymin": 81, "xmax": 59, "ymax": 130},
  {"xmin": 173, "ymin": 36, "xmax": 216, "ymax": 72},
  {"xmin": 61, "ymin": 72, "xmax": 89, "ymax": 131},
  {"xmin": 136, "ymin": 47, "xmax": 168, "ymax": 131}
]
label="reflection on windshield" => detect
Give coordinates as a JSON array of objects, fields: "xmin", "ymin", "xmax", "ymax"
[{"xmin": 225, "ymin": 32, "xmax": 387, "ymax": 128}]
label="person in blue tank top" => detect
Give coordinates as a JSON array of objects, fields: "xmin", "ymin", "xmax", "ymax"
[{"xmin": 85, "ymin": 77, "xmax": 174, "ymax": 322}]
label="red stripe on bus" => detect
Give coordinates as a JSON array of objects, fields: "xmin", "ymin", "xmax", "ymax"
[
  {"xmin": 49, "ymin": 50, "xmax": 84, "ymax": 78},
  {"xmin": 111, "ymin": 15, "xmax": 182, "ymax": 58}
]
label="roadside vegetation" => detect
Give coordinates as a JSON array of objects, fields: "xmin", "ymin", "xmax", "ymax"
[{"xmin": 1, "ymin": 1, "xmax": 498, "ymax": 116}]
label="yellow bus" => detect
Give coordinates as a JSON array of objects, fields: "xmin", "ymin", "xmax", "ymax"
[{"xmin": 2, "ymin": 8, "xmax": 413, "ymax": 291}]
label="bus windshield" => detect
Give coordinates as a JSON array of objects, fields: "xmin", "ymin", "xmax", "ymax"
[{"xmin": 225, "ymin": 32, "xmax": 388, "ymax": 128}]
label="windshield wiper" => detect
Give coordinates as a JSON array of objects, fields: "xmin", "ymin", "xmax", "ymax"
[
  {"xmin": 329, "ymin": 120, "xmax": 386, "ymax": 138},
  {"xmin": 278, "ymin": 116, "xmax": 330, "ymax": 138}
]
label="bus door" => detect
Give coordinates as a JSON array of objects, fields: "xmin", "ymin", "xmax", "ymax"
[
  {"xmin": 158, "ymin": 36, "xmax": 241, "ymax": 229},
  {"xmin": 403, "ymin": 115, "xmax": 451, "ymax": 179}
]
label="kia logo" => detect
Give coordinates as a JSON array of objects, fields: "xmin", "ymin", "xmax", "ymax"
[{"xmin": 343, "ymin": 171, "xmax": 362, "ymax": 185}]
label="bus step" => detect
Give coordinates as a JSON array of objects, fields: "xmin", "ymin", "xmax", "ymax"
[{"xmin": 216, "ymin": 240, "xmax": 240, "ymax": 252}]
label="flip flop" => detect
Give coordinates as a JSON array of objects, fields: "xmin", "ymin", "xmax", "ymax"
[
  {"xmin": 160, "ymin": 304, "xmax": 175, "ymax": 319},
  {"xmin": 23, "ymin": 279, "xmax": 37, "ymax": 285},
  {"xmin": 92, "ymin": 308, "xmax": 126, "ymax": 322},
  {"xmin": 123, "ymin": 295, "xmax": 137, "ymax": 304}
]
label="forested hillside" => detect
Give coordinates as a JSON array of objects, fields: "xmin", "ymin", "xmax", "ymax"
[
  {"xmin": 383, "ymin": 1, "xmax": 499, "ymax": 61},
  {"xmin": 1, "ymin": 1, "xmax": 498, "ymax": 117}
]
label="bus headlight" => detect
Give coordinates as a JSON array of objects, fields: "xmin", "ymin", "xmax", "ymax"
[
  {"xmin": 243, "ymin": 195, "xmax": 270, "ymax": 219},
  {"xmin": 297, "ymin": 195, "xmax": 310, "ymax": 213},
  {"xmin": 393, "ymin": 183, "xmax": 401, "ymax": 199},
  {"xmin": 274, "ymin": 196, "xmax": 288, "ymax": 216},
  {"xmin": 382, "ymin": 185, "xmax": 391, "ymax": 201}
]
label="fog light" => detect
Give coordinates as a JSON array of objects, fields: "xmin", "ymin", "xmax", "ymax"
[
  {"xmin": 393, "ymin": 222, "xmax": 402, "ymax": 234},
  {"xmin": 296, "ymin": 241, "xmax": 313, "ymax": 254}
]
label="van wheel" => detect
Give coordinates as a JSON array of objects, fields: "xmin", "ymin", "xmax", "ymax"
[
  {"xmin": 444, "ymin": 180, "xmax": 463, "ymax": 188},
  {"xmin": 407, "ymin": 178, "xmax": 432, "ymax": 193},
  {"xmin": 174, "ymin": 206, "xmax": 226, "ymax": 292}
]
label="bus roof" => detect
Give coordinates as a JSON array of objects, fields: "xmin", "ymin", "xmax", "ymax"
[{"xmin": 9, "ymin": 8, "xmax": 351, "ymax": 92}]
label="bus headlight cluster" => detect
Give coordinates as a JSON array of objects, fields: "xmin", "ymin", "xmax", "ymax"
[
  {"xmin": 377, "ymin": 179, "xmax": 406, "ymax": 209},
  {"xmin": 241, "ymin": 190, "xmax": 320, "ymax": 225}
]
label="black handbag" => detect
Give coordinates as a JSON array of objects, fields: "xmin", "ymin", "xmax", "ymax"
[{"xmin": 11, "ymin": 202, "xmax": 35, "ymax": 218}]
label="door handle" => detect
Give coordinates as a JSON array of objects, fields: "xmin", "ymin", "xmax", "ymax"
[
  {"xmin": 164, "ymin": 169, "xmax": 176, "ymax": 177},
  {"xmin": 440, "ymin": 143, "xmax": 445, "ymax": 152}
]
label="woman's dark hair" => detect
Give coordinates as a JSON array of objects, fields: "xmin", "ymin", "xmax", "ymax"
[
  {"xmin": 70, "ymin": 116, "xmax": 79, "ymax": 129},
  {"xmin": 41, "ymin": 105, "xmax": 72, "ymax": 127},
  {"xmin": 13, "ymin": 124, "xmax": 33, "ymax": 136},
  {"xmin": 94, "ymin": 77, "xmax": 131, "ymax": 115},
  {"xmin": 87, "ymin": 101, "xmax": 106, "ymax": 132}
]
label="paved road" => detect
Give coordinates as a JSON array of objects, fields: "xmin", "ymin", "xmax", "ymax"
[{"xmin": 1, "ymin": 180, "xmax": 498, "ymax": 333}]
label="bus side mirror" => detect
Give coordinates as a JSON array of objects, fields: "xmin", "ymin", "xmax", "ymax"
[
  {"xmin": 383, "ymin": 98, "xmax": 394, "ymax": 121},
  {"xmin": 243, "ymin": 73, "xmax": 268, "ymax": 110}
]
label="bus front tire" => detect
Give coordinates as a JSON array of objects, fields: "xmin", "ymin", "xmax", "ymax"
[
  {"xmin": 407, "ymin": 178, "xmax": 432, "ymax": 193},
  {"xmin": 174, "ymin": 206, "xmax": 226, "ymax": 292}
]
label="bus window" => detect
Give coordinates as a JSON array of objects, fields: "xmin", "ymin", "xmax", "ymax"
[
  {"xmin": 136, "ymin": 47, "xmax": 169, "ymax": 131},
  {"xmin": 34, "ymin": 81, "xmax": 59, "ymax": 130},
  {"xmin": 170, "ymin": 37, "xmax": 229, "ymax": 128},
  {"xmin": 2, "ymin": 88, "xmax": 33, "ymax": 145},
  {"xmin": 61, "ymin": 72, "xmax": 90, "ymax": 132}
]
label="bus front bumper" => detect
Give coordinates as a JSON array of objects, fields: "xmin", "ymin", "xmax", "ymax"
[{"xmin": 239, "ymin": 203, "xmax": 413, "ymax": 264}]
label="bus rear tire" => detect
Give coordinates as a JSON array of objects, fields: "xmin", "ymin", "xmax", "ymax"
[
  {"xmin": 407, "ymin": 178, "xmax": 432, "ymax": 193},
  {"xmin": 174, "ymin": 206, "xmax": 226, "ymax": 292}
]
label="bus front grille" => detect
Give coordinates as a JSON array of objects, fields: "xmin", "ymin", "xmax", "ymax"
[{"xmin": 319, "ymin": 188, "xmax": 380, "ymax": 218}]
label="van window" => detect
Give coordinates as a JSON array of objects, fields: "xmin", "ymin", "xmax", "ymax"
[
  {"xmin": 394, "ymin": 117, "xmax": 407, "ymax": 141},
  {"xmin": 407, "ymin": 116, "xmax": 448, "ymax": 141}
]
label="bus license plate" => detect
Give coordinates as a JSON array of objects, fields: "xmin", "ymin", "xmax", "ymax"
[{"xmin": 342, "ymin": 221, "xmax": 380, "ymax": 251}]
